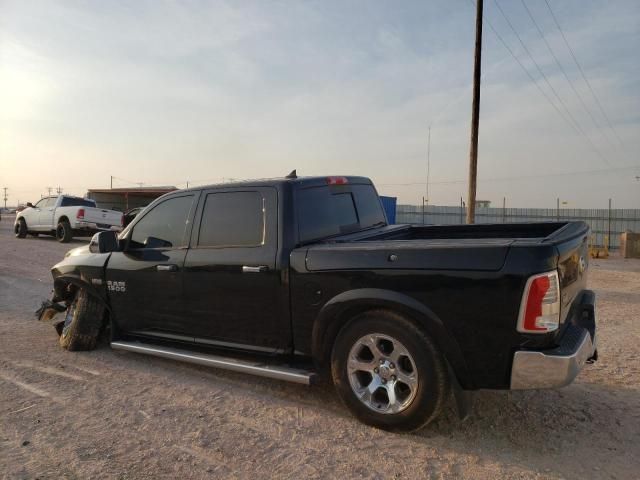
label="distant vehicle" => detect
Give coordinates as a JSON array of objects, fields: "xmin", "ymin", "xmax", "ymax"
[
  {"xmin": 14, "ymin": 195, "xmax": 123, "ymax": 243},
  {"xmin": 122, "ymin": 206, "xmax": 146, "ymax": 228},
  {"xmin": 38, "ymin": 175, "xmax": 597, "ymax": 431}
]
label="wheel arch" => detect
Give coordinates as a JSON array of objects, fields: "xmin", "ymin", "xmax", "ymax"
[
  {"xmin": 311, "ymin": 288, "xmax": 473, "ymax": 389},
  {"xmin": 53, "ymin": 274, "xmax": 110, "ymax": 312},
  {"xmin": 57, "ymin": 215, "xmax": 70, "ymax": 225}
]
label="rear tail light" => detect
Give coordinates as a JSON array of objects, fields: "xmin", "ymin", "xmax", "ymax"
[
  {"xmin": 326, "ymin": 176, "xmax": 348, "ymax": 185},
  {"xmin": 76, "ymin": 208, "xmax": 85, "ymax": 219},
  {"xmin": 517, "ymin": 271, "xmax": 560, "ymax": 333}
]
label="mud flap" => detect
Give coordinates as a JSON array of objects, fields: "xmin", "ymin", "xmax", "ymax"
[{"xmin": 448, "ymin": 362, "xmax": 472, "ymax": 421}]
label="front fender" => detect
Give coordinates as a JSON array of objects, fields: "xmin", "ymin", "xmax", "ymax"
[
  {"xmin": 52, "ymin": 274, "xmax": 110, "ymax": 310},
  {"xmin": 312, "ymin": 288, "xmax": 473, "ymax": 389},
  {"xmin": 50, "ymin": 251, "xmax": 112, "ymax": 309}
]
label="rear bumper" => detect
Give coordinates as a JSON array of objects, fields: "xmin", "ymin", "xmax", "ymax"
[
  {"xmin": 73, "ymin": 220, "xmax": 120, "ymax": 232},
  {"xmin": 510, "ymin": 290, "xmax": 597, "ymax": 390}
]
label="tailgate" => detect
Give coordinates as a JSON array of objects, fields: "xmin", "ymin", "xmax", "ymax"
[
  {"xmin": 83, "ymin": 207, "xmax": 122, "ymax": 226},
  {"xmin": 547, "ymin": 222, "xmax": 591, "ymax": 326}
]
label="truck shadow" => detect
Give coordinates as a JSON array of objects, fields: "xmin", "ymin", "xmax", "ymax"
[
  {"xmin": 25, "ymin": 234, "xmax": 88, "ymax": 245},
  {"xmin": 415, "ymin": 383, "xmax": 638, "ymax": 477},
  {"xmin": 97, "ymin": 343, "xmax": 637, "ymax": 477}
]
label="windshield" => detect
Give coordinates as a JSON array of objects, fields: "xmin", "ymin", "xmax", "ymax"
[{"xmin": 296, "ymin": 184, "xmax": 387, "ymax": 243}]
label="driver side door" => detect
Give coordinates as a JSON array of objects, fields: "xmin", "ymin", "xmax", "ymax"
[
  {"xmin": 23, "ymin": 198, "xmax": 47, "ymax": 229},
  {"xmin": 106, "ymin": 192, "xmax": 199, "ymax": 340}
]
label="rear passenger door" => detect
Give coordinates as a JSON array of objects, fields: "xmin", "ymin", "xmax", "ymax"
[
  {"xmin": 182, "ymin": 187, "xmax": 288, "ymax": 352},
  {"xmin": 38, "ymin": 197, "xmax": 57, "ymax": 228}
]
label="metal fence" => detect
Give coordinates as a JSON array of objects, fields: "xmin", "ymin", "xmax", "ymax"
[{"xmin": 396, "ymin": 204, "xmax": 640, "ymax": 250}]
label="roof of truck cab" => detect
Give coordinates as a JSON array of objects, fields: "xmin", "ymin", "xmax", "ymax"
[{"xmin": 177, "ymin": 175, "xmax": 374, "ymax": 193}]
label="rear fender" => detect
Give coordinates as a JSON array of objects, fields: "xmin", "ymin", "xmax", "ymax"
[{"xmin": 312, "ymin": 288, "xmax": 473, "ymax": 389}]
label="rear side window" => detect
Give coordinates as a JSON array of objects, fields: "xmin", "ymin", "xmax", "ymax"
[
  {"xmin": 130, "ymin": 195, "xmax": 194, "ymax": 249},
  {"xmin": 198, "ymin": 191, "xmax": 264, "ymax": 247},
  {"xmin": 296, "ymin": 184, "xmax": 386, "ymax": 243},
  {"xmin": 61, "ymin": 197, "xmax": 96, "ymax": 207}
]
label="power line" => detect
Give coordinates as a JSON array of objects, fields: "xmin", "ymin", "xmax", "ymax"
[
  {"xmin": 494, "ymin": 1, "xmax": 578, "ymax": 131},
  {"xmin": 519, "ymin": 0, "xmax": 617, "ymax": 151},
  {"xmin": 492, "ymin": 0, "xmax": 610, "ymax": 166},
  {"xmin": 466, "ymin": 0, "xmax": 611, "ymax": 167},
  {"xmin": 479, "ymin": 11, "xmax": 565, "ymax": 125},
  {"xmin": 378, "ymin": 164, "xmax": 640, "ymax": 187},
  {"xmin": 543, "ymin": 0, "xmax": 624, "ymax": 147}
]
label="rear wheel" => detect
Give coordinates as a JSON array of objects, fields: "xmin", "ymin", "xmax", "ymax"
[
  {"xmin": 56, "ymin": 220, "xmax": 73, "ymax": 243},
  {"xmin": 331, "ymin": 310, "xmax": 449, "ymax": 431},
  {"xmin": 59, "ymin": 290, "xmax": 105, "ymax": 351},
  {"xmin": 14, "ymin": 219, "xmax": 27, "ymax": 238}
]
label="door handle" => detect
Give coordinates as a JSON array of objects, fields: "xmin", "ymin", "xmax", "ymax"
[
  {"xmin": 157, "ymin": 264, "xmax": 178, "ymax": 272},
  {"xmin": 242, "ymin": 265, "xmax": 268, "ymax": 273}
]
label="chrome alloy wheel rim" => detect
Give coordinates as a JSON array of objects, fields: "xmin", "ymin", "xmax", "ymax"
[{"xmin": 347, "ymin": 333, "xmax": 419, "ymax": 414}]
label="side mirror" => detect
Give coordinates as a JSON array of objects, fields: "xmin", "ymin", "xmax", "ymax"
[
  {"xmin": 89, "ymin": 231, "xmax": 119, "ymax": 253},
  {"xmin": 26, "ymin": 202, "xmax": 34, "ymax": 208}
]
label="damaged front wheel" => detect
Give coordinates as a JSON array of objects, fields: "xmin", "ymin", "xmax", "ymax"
[{"xmin": 59, "ymin": 290, "xmax": 105, "ymax": 351}]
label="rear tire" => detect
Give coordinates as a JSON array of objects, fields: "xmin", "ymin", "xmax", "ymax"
[
  {"xmin": 56, "ymin": 220, "xmax": 73, "ymax": 243},
  {"xmin": 331, "ymin": 310, "xmax": 449, "ymax": 432},
  {"xmin": 14, "ymin": 219, "xmax": 27, "ymax": 238},
  {"xmin": 59, "ymin": 290, "xmax": 104, "ymax": 351}
]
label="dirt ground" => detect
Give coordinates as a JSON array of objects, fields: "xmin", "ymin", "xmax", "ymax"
[{"xmin": 1, "ymin": 214, "xmax": 638, "ymax": 480}]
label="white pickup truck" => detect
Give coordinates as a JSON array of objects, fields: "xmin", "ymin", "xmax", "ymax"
[{"xmin": 14, "ymin": 195, "xmax": 122, "ymax": 243}]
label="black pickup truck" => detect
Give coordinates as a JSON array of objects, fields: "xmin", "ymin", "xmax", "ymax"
[{"xmin": 39, "ymin": 174, "xmax": 597, "ymax": 431}]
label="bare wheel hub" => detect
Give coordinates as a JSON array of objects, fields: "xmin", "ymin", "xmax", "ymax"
[{"xmin": 347, "ymin": 333, "xmax": 419, "ymax": 414}]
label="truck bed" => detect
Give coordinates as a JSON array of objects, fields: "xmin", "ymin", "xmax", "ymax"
[
  {"xmin": 373, "ymin": 222, "xmax": 567, "ymax": 240},
  {"xmin": 303, "ymin": 222, "xmax": 587, "ymax": 272}
]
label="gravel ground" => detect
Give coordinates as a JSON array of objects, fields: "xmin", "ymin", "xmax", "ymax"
[{"xmin": 1, "ymin": 214, "xmax": 638, "ymax": 479}]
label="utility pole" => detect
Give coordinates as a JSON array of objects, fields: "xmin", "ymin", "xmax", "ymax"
[
  {"xmin": 56, "ymin": 186, "xmax": 62, "ymax": 195},
  {"xmin": 3, "ymin": 187, "xmax": 7, "ymax": 209},
  {"xmin": 466, "ymin": 0, "xmax": 483, "ymax": 224},
  {"xmin": 111, "ymin": 176, "xmax": 113, "ymax": 189},
  {"xmin": 426, "ymin": 126, "xmax": 431, "ymax": 207},
  {"xmin": 608, "ymin": 198, "xmax": 612, "ymax": 250},
  {"xmin": 47, "ymin": 187, "xmax": 52, "ymax": 197}
]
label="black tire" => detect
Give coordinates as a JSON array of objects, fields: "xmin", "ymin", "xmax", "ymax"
[
  {"xmin": 331, "ymin": 310, "xmax": 449, "ymax": 432},
  {"xmin": 59, "ymin": 290, "xmax": 104, "ymax": 351},
  {"xmin": 56, "ymin": 220, "xmax": 73, "ymax": 243},
  {"xmin": 15, "ymin": 219, "xmax": 28, "ymax": 238}
]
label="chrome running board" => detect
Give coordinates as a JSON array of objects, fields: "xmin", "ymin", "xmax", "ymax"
[{"xmin": 111, "ymin": 341, "xmax": 316, "ymax": 385}]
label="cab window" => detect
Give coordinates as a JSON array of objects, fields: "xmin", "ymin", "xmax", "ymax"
[
  {"xmin": 197, "ymin": 191, "xmax": 264, "ymax": 247},
  {"xmin": 129, "ymin": 195, "xmax": 194, "ymax": 249}
]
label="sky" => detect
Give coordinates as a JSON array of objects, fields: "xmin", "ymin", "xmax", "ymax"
[{"xmin": 0, "ymin": 0, "xmax": 638, "ymax": 208}]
